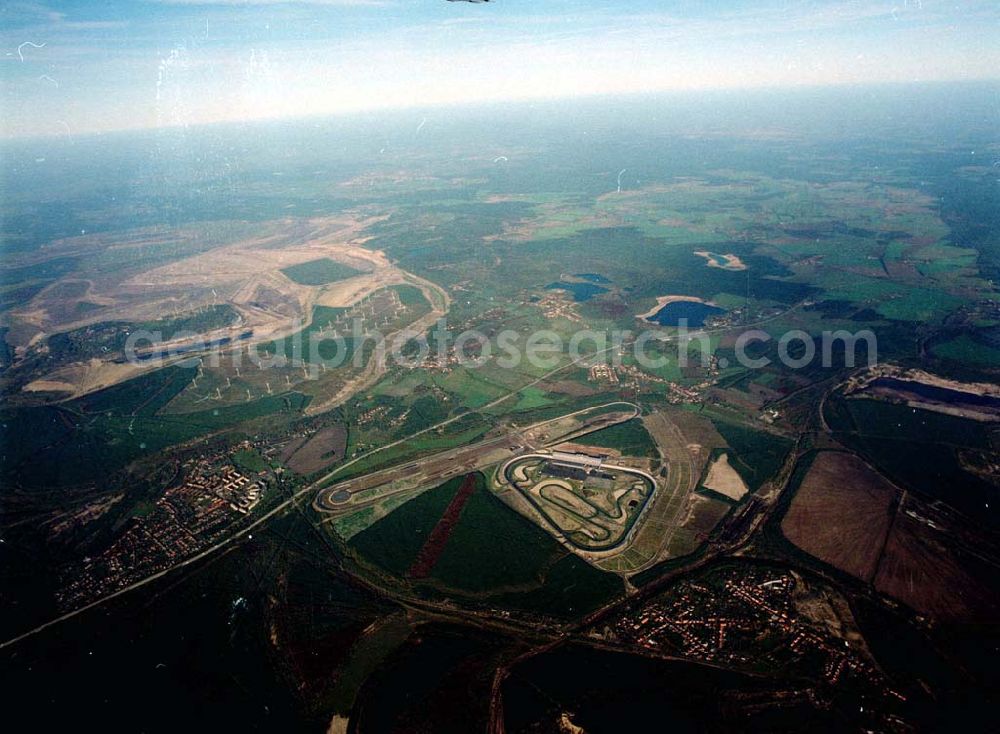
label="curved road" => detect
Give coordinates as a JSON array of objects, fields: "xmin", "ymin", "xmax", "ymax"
[{"xmin": 0, "ymin": 302, "xmax": 805, "ymax": 650}]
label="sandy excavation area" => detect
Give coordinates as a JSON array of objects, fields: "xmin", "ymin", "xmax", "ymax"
[
  {"xmin": 693, "ymin": 250, "xmax": 747, "ymax": 271},
  {"xmin": 12, "ymin": 214, "xmax": 449, "ymax": 402},
  {"xmin": 702, "ymin": 452, "xmax": 748, "ymax": 501},
  {"xmin": 12, "ymin": 216, "xmax": 383, "ymax": 342}
]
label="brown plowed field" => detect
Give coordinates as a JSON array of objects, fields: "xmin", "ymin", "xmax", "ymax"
[
  {"xmin": 781, "ymin": 452, "xmax": 897, "ymax": 582},
  {"xmin": 284, "ymin": 425, "xmax": 348, "ymax": 475},
  {"xmin": 874, "ymin": 494, "xmax": 1000, "ymax": 622}
]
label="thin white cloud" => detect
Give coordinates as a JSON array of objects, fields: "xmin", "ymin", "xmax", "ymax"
[
  {"xmin": 3, "ymin": 0, "xmax": 998, "ymax": 138},
  {"xmin": 1, "ymin": 2, "xmax": 128, "ymax": 31},
  {"xmin": 156, "ymin": 0, "xmax": 390, "ymax": 6},
  {"xmin": 1, "ymin": 1, "xmax": 64, "ymax": 24}
]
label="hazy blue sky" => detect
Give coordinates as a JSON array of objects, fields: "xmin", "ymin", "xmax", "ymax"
[{"xmin": 2, "ymin": 1, "xmax": 998, "ymax": 138}]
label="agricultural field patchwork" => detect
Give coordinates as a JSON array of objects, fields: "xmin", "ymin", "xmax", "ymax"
[{"xmin": 2, "ymin": 76, "xmax": 1000, "ymax": 734}]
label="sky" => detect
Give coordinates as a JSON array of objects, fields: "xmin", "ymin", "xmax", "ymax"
[{"xmin": 1, "ymin": 0, "xmax": 998, "ymax": 138}]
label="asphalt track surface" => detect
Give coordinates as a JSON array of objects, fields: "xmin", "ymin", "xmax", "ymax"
[{"xmin": 0, "ymin": 304, "xmax": 803, "ymax": 650}]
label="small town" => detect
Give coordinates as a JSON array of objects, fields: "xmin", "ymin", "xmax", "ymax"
[
  {"xmin": 607, "ymin": 566, "xmax": 900, "ymax": 699},
  {"xmin": 57, "ymin": 449, "xmax": 271, "ymax": 609}
]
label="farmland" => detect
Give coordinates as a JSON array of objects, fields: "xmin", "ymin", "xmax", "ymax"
[
  {"xmin": 824, "ymin": 395, "xmax": 999, "ymax": 522},
  {"xmin": 281, "ymin": 425, "xmax": 348, "ymax": 476},
  {"xmin": 346, "ymin": 472, "xmax": 624, "ymax": 616},
  {"xmin": 781, "ymin": 451, "xmax": 898, "ymax": 582},
  {"xmin": 2, "ymin": 82, "xmax": 1000, "ymax": 734},
  {"xmin": 873, "ymin": 493, "xmax": 1000, "ymax": 621},
  {"xmin": 572, "ymin": 418, "xmax": 658, "ymax": 458},
  {"xmin": 773, "ymin": 447, "xmax": 1000, "ymax": 623}
]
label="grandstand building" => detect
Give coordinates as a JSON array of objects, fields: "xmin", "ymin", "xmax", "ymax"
[{"xmin": 546, "ymin": 451, "xmax": 608, "ymax": 478}]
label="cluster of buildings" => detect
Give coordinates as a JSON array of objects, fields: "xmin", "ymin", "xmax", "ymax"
[
  {"xmin": 48, "ymin": 494, "xmax": 124, "ymax": 539},
  {"xmin": 610, "ymin": 567, "xmax": 896, "ymax": 698},
  {"xmin": 355, "ymin": 404, "xmax": 390, "ymax": 426},
  {"xmin": 183, "ymin": 462, "xmax": 263, "ymax": 515},
  {"xmin": 588, "ymin": 364, "xmax": 619, "ymax": 383},
  {"xmin": 58, "ymin": 455, "xmax": 268, "ymax": 609},
  {"xmin": 663, "ymin": 381, "xmax": 707, "ymax": 404},
  {"xmin": 533, "ymin": 291, "xmax": 583, "ymax": 322},
  {"xmin": 543, "ymin": 450, "xmax": 610, "ymax": 483},
  {"xmin": 413, "ymin": 344, "xmax": 478, "ymax": 372},
  {"xmin": 586, "ymin": 361, "xmax": 714, "ymax": 405},
  {"xmin": 616, "ymin": 363, "xmax": 667, "ymax": 386}
]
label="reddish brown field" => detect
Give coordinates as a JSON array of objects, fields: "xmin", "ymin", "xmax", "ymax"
[
  {"xmin": 407, "ymin": 473, "xmax": 478, "ymax": 579},
  {"xmin": 783, "ymin": 453, "xmax": 1000, "ymax": 622},
  {"xmin": 874, "ymin": 494, "xmax": 1000, "ymax": 622},
  {"xmin": 781, "ymin": 452, "xmax": 897, "ymax": 582}
]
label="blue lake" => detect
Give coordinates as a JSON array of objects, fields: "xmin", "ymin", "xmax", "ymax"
[
  {"xmin": 546, "ymin": 281, "xmax": 609, "ymax": 301},
  {"xmin": 647, "ymin": 300, "xmax": 724, "ymax": 327},
  {"xmin": 871, "ymin": 377, "xmax": 1000, "ymax": 410}
]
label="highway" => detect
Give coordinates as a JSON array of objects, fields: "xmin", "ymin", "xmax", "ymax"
[{"xmin": 0, "ymin": 302, "xmax": 804, "ymax": 651}]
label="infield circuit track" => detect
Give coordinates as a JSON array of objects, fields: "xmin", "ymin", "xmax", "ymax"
[{"xmin": 312, "ymin": 402, "xmax": 640, "ymax": 514}]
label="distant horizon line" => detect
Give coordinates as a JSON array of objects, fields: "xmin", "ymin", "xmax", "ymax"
[{"xmin": 4, "ymin": 76, "xmax": 999, "ymax": 143}]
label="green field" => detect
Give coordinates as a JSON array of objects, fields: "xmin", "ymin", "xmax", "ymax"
[
  {"xmin": 576, "ymin": 418, "xmax": 658, "ymax": 458},
  {"xmin": 490, "ymin": 554, "xmax": 624, "ymax": 617},
  {"xmin": 348, "ymin": 477, "xmax": 461, "ymax": 576},
  {"xmin": 280, "ymin": 258, "xmax": 364, "ymax": 285},
  {"xmin": 260, "ymin": 305, "xmax": 354, "ymax": 364},
  {"xmin": 0, "ymin": 365, "xmax": 310, "ymax": 489},
  {"xmin": 393, "ymin": 283, "xmax": 428, "ymax": 307},
  {"xmin": 430, "ymin": 476, "xmax": 568, "ymax": 593},
  {"xmin": 933, "ymin": 335, "xmax": 1000, "ymax": 367},
  {"xmin": 231, "ymin": 448, "xmax": 270, "ymax": 473},
  {"xmin": 347, "ymin": 473, "xmax": 624, "ymax": 615}
]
